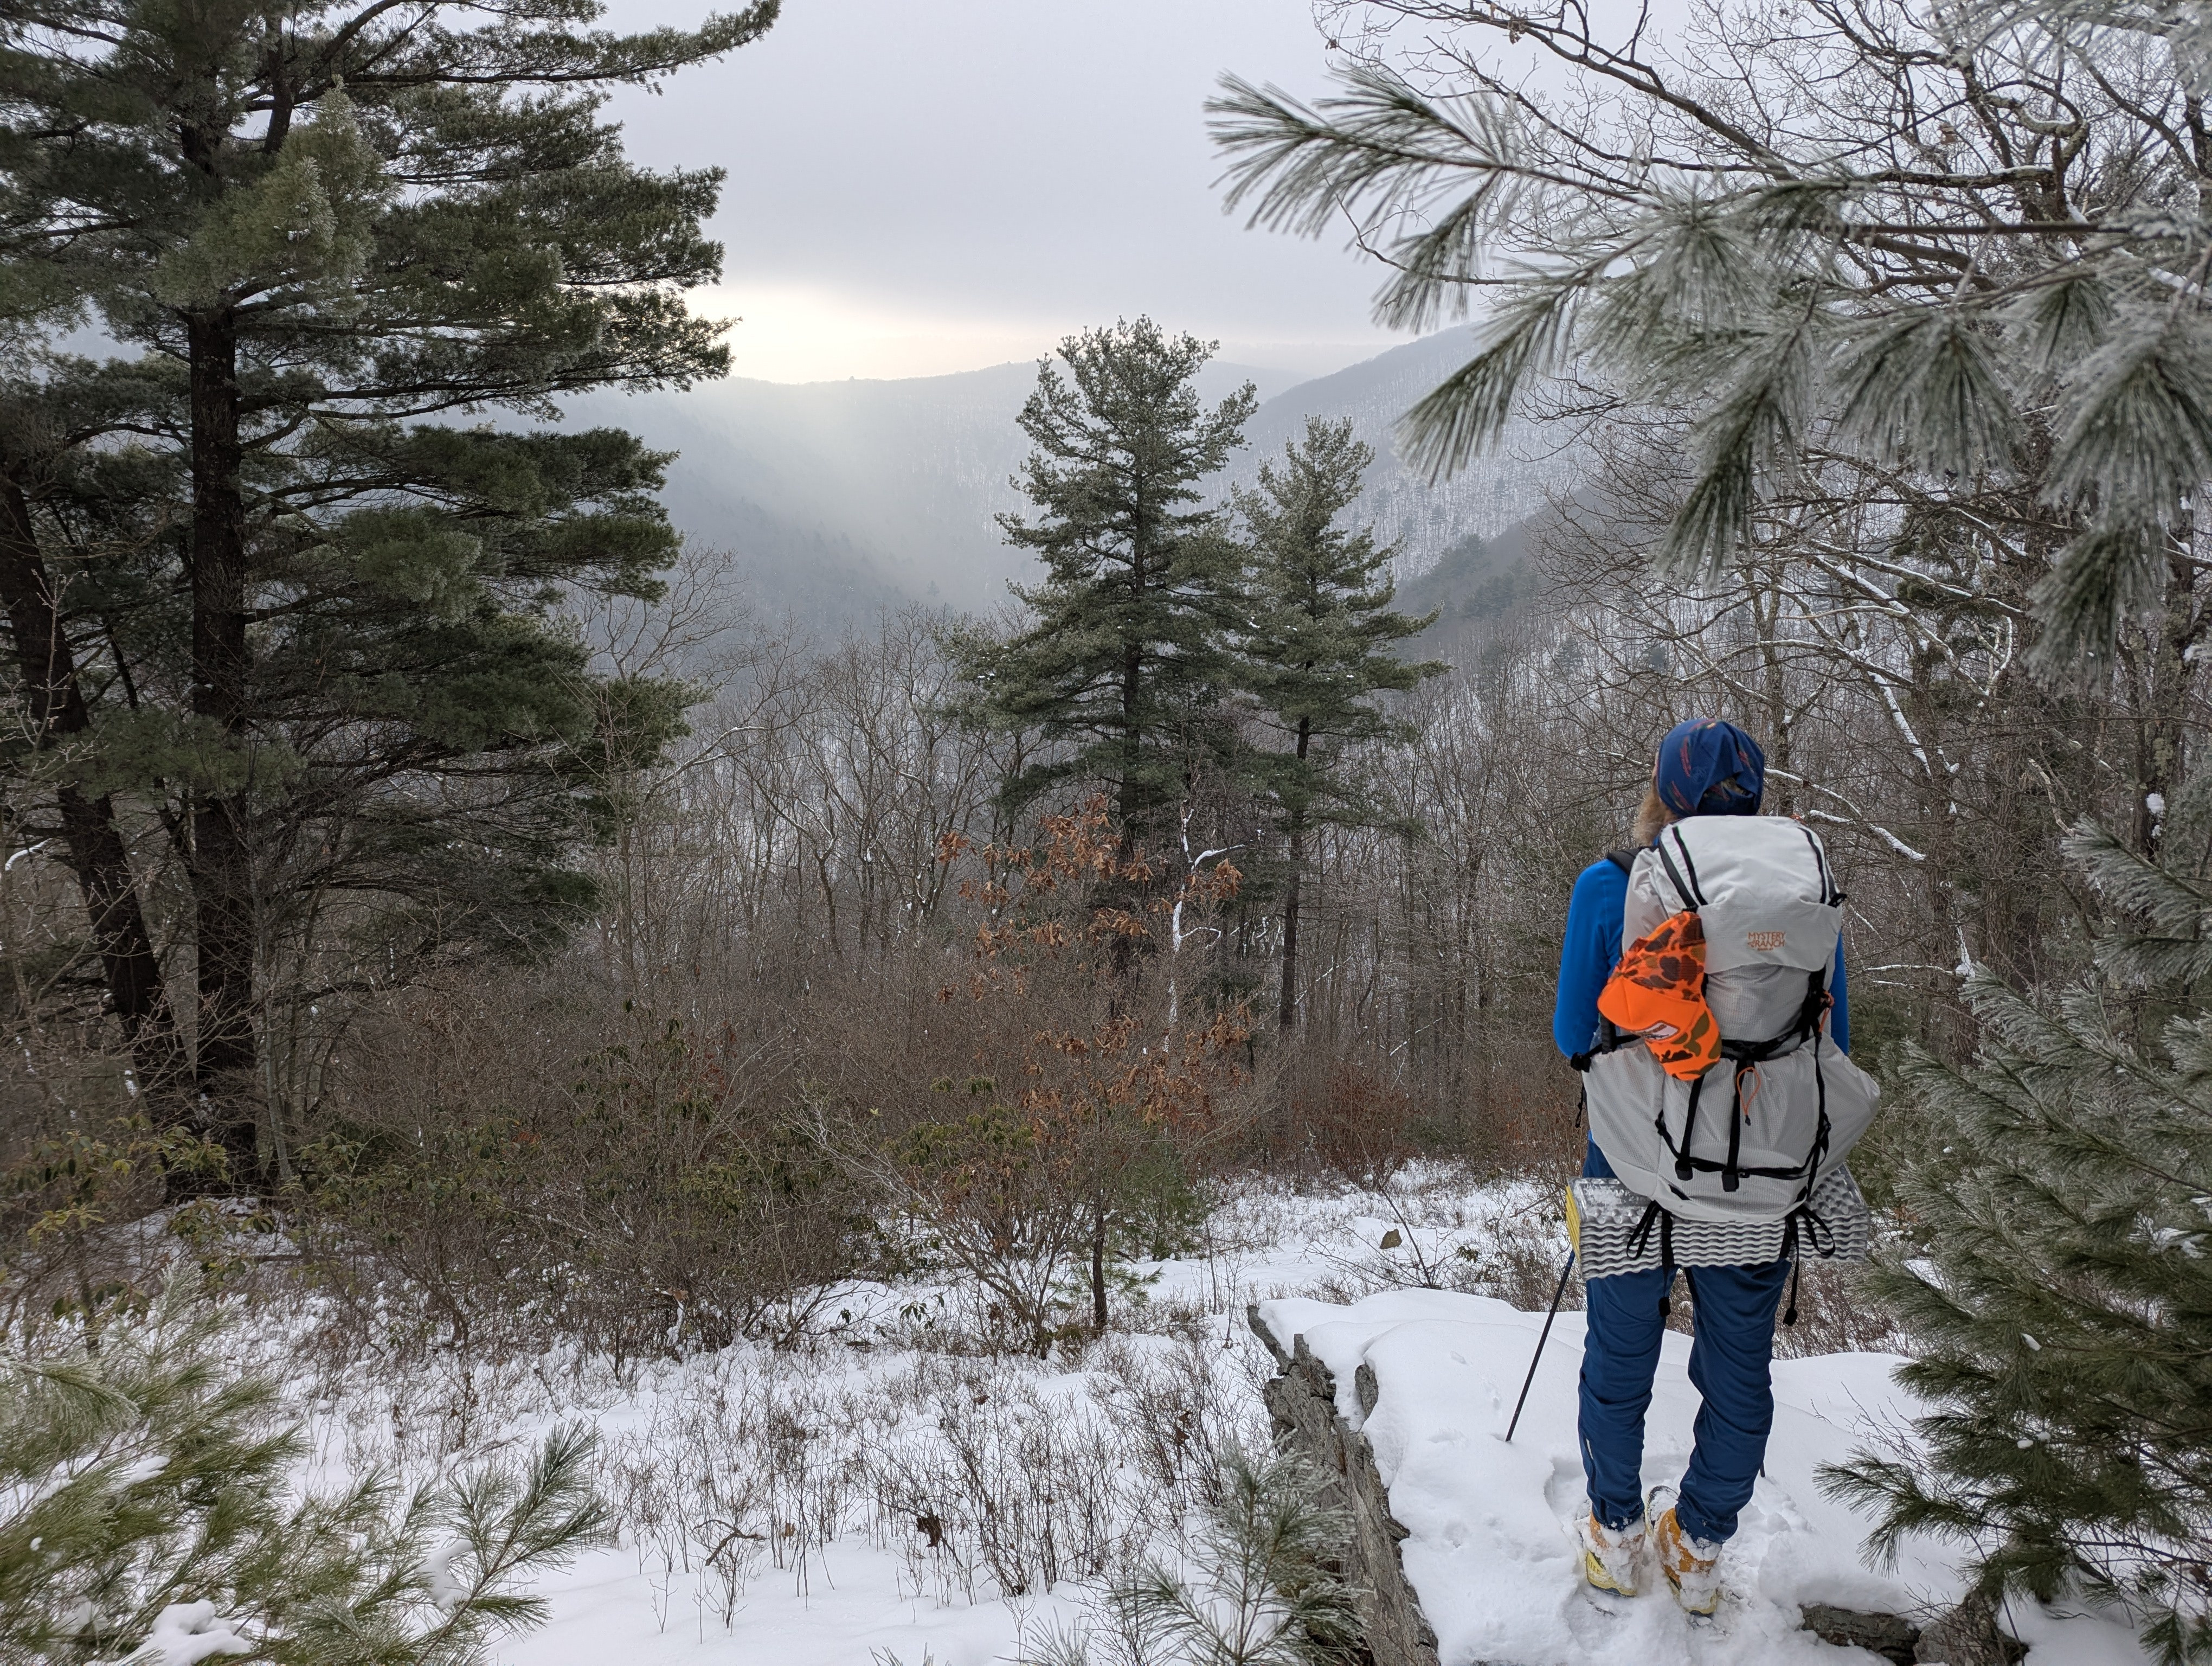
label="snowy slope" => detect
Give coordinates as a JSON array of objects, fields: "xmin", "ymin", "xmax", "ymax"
[
  {"xmin": 261, "ymin": 1171, "xmax": 2155, "ymax": 1666},
  {"xmin": 505, "ymin": 1541, "xmax": 1081, "ymax": 1666},
  {"xmin": 1258, "ymin": 1290, "xmax": 2151, "ymax": 1666}
]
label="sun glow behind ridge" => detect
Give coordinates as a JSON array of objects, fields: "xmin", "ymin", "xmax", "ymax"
[
  {"xmin": 691, "ymin": 284, "xmax": 1075, "ymax": 384},
  {"xmin": 689, "ymin": 285, "xmax": 1396, "ymax": 387}
]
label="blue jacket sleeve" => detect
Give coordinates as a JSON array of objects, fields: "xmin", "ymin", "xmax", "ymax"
[
  {"xmin": 1829, "ymin": 934, "xmax": 1850, "ymax": 1054},
  {"xmin": 1554, "ymin": 860, "xmax": 1628, "ymax": 1059}
]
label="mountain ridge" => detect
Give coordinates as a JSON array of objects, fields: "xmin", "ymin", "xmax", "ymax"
[{"xmin": 570, "ymin": 331, "xmax": 1573, "ymax": 628}]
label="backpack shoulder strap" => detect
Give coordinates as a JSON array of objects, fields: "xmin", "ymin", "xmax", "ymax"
[
  {"xmin": 1655, "ymin": 826, "xmax": 1704, "ymax": 909},
  {"xmin": 1798, "ymin": 822, "xmax": 1843, "ymax": 906},
  {"xmin": 1604, "ymin": 848, "xmax": 1639, "ymax": 876}
]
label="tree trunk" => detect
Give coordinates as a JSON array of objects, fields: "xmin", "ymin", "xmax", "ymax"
[
  {"xmin": 0, "ymin": 478, "xmax": 187, "ymax": 1105},
  {"xmin": 1756, "ymin": 566, "xmax": 1796, "ymax": 818},
  {"xmin": 1110, "ymin": 633, "xmax": 1146, "ymax": 985},
  {"xmin": 1279, "ymin": 719, "xmax": 1312, "ymax": 1029},
  {"xmin": 1118, "ymin": 526, "xmax": 1148, "ymax": 841},
  {"xmin": 187, "ymin": 305, "xmax": 261, "ymax": 1185},
  {"xmin": 1090, "ymin": 1198, "xmax": 1108, "ymax": 1333},
  {"xmin": 2138, "ymin": 526, "xmax": 2202, "ymax": 859},
  {"xmin": 1118, "ymin": 639, "xmax": 1144, "ymax": 836}
]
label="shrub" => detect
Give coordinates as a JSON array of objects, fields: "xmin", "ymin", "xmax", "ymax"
[
  {"xmin": 304, "ymin": 1001, "xmax": 862, "ymax": 1361},
  {"xmin": 840, "ymin": 805, "xmax": 1255, "ymax": 1352},
  {"xmin": 1030, "ymin": 1443, "xmax": 1360, "ymax": 1665}
]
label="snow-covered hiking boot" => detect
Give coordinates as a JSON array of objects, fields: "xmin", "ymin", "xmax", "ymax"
[
  {"xmin": 1648, "ymin": 1489, "xmax": 1722, "ymax": 1616},
  {"xmin": 1578, "ymin": 1511, "xmax": 1644, "ymax": 1597}
]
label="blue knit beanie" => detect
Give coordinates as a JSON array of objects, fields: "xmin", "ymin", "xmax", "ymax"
[{"xmin": 1654, "ymin": 717, "xmax": 1765, "ymax": 821}]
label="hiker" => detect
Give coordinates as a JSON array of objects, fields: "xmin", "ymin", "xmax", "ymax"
[{"xmin": 1552, "ymin": 717, "xmax": 1855, "ymax": 1614}]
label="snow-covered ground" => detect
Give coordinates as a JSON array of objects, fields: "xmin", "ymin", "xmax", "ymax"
[
  {"xmin": 1258, "ymin": 1288, "xmax": 2150, "ymax": 1666},
  {"xmin": 267, "ymin": 1167, "xmax": 2152, "ymax": 1666}
]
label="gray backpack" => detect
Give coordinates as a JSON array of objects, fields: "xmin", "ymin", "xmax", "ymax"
[{"xmin": 1580, "ymin": 816, "xmax": 1881, "ymax": 1227}]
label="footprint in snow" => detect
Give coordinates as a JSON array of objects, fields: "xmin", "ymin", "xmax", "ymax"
[{"xmin": 1541, "ymin": 1453, "xmax": 1589, "ymax": 1517}]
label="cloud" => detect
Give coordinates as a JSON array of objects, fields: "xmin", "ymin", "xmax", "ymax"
[{"xmin": 604, "ymin": 0, "xmax": 1402, "ymax": 382}]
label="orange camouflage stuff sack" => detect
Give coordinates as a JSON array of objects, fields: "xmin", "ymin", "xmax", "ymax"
[{"xmin": 1596, "ymin": 909, "xmax": 1722, "ymax": 1081}]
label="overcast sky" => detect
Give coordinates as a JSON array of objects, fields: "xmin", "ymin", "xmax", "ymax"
[{"xmin": 602, "ymin": 0, "xmax": 1405, "ymax": 383}]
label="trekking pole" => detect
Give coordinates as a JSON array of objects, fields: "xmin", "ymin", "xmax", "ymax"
[{"xmin": 1503, "ymin": 1252, "xmax": 1577, "ymax": 1444}]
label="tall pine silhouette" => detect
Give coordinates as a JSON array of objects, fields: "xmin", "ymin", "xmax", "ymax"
[
  {"xmin": 1233, "ymin": 417, "xmax": 1437, "ymax": 1029},
  {"xmin": 0, "ymin": 0, "xmax": 774, "ymax": 1178},
  {"xmin": 961, "ymin": 319, "xmax": 1254, "ymax": 848}
]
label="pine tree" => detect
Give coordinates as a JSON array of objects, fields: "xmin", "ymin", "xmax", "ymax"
[
  {"xmin": 1210, "ymin": 0, "xmax": 2207, "ymax": 678},
  {"xmin": 960, "ymin": 318, "xmax": 1256, "ymax": 847},
  {"xmin": 1822, "ymin": 776, "xmax": 2212, "ymax": 1663},
  {"xmin": 1231, "ymin": 416, "xmax": 1438, "ymax": 1029},
  {"xmin": 0, "ymin": 0, "xmax": 774, "ymax": 1176},
  {"xmin": 1213, "ymin": 18, "xmax": 2212, "ymax": 1654},
  {"xmin": 0, "ymin": 1275, "xmax": 607, "ymax": 1663},
  {"xmin": 0, "ymin": 363, "xmax": 184, "ymax": 1098}
]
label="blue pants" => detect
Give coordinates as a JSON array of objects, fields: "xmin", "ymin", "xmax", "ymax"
[{"xmin": 1578, "ymin": 1143, "xmax": 1787, "ymax": 1545}]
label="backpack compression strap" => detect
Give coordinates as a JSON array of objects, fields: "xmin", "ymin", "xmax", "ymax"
[
  {"xmin": 1654, "ymin": 969, "xmax": 1834, "ymax": 1190},
  {"xmin": 1626, "ymin": 1199, "xmax": 1677, "ymax": 1317}
]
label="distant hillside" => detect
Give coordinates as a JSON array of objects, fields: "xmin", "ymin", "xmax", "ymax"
[
  {"xmin": 573, "ymin": 333, "xmax": 1576, "ymax": 629},
  {"xmin": 1385, "ymin": 512, "xmax": 1552, "ymax": 663},
  {"xmin": 1227, "ymin": 332, "xmax": 1574, "ymax": 582},
  {"xmin": 568, "ymin": 362, "xmax": 1040, "ymax": 625},
  {"xmin": 1397, "ymin": 519, "xmax": 1538, "ymax": 623}
]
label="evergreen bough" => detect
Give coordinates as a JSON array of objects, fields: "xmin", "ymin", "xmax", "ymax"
[
  {"xmin": 1824, "ymin": 776, "xmax": 2212, "ymax": 1662},
  {"xmin": 0, "ymin": 1277, "xmax": 607, "ymax": 1664},
  {"xmin": 1208, "ymin": 0, "xmax": 2212, "ymax": 668}
]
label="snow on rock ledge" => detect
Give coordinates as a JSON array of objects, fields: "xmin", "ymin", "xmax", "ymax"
[
  {"xmin": 1254, "ymin": 1287, "xmax": 2150, "ymax": 1666},
  {"xmin": 1255, "ymin": 1312, "xmax": 1441, "ymax": 1666}
]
